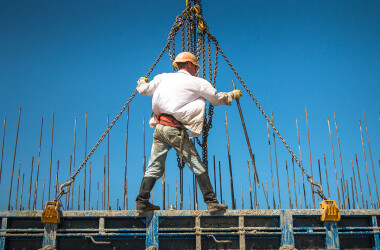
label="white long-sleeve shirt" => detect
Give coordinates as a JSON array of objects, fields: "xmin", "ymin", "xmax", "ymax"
[{"xmin": 137, "ymin": 70, "xmax": 234, "ymax": 137}]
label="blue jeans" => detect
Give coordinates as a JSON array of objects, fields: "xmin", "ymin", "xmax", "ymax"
[{"xmin": 144, "ymin": 124, "xmax": 206, "ymax": 179}]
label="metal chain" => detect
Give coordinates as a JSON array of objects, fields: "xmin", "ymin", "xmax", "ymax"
[
  {"xmin": 55, "ymin": 15, "xmax": 184, "ymax": 203},
  {"xmin": 208, "ymin": 34, "xmax": 326, "ymax": 200}
]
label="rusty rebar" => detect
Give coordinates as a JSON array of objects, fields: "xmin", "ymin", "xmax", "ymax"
[
  {"xmin": 267, "ymin": 121, "xmax": 276, "ymax": 209},
  {"xmin": 318, "ymin": 159, "xmax": 322, "ymax": 204},
  {"xmin": 107, "ymin": 114, "xmax": 110, "ymax": 210},
  {"xmin": 296, "ymin": 118, "xmax": 307, "ymax": 208},
  {"xmin": 101, "ymin": 180, "xmax": 104, "ymax": 210},
  {"xmin": 123, "ymin": 106, "xmax": 129, "ymax": 210},
  {"xmin": 103, "ymin": 154, "xmax": 106, "ymax": 210},
  {"xmin": 176, "ymin": 180, "xmax": 177, "ymax": 209},
  {"xmin": 232, "ymin": 80, "xmax": 259, "ymax": 184},
  {"xmin": 247, "ymin": 160, "xmax": 253, "ymax": 209},
  {"xmin": 346, "ymin": 180, "xmax": 350, "ymax": 209},
  {"xmin": 305, "ymin": 108, "xmax": 315, "ymax": 209},
  {"xmin": 363, "ymin": 112, "xmax": 379, "ymax": 207},
  {"xmin": 355, "ymin": 154, "xmax": 365, "ymax": 208},
  {"xmin": 359, "ymin": 120, "xmax": 373, "ymax": 208},
  {"xmin": 15, "ymin": 162, "xmax": 21, "ymax": 210},
  {"xmin": 291, "ymin": 158, "xmax": 298, "ymax": 209},
  {"xmin": 20, "ymin": 173, "xmax": 24, "ymax": 210},
  {"xmin": 225, "ymin": 111, "xmax": 236, "ymax": 209},
  {"xmin": 286, "ymin": 161, "xmax": 292, "ymax": 209},
  {"xmin": 48, "ymin": 112, "xmax": 54, "ymax": 201},
  {"xmin": 213, "ymin": 155, "xmax": 216, "ymax": 195},
  {"xmin": 189, "ymin": 183, "xmax": 191, "ymax": 210},
  {"xmin": 327, "ymin": 117, "xmax": 341, "ymax": 208},
  {"xmin": 334, "ymin": 112, "xmax": 347, "ymax": 208},
  {"xmin": 89, "ymin": 162, "xmax": 91, "ymax": 211},
  {"xmin": 323, "ymin": 154, "xmax": 331, "ymax": 199},
  {"xmin": 351, "ymin": 160, "xmax": 359, "ymax": 209},
  {"xmin": 33, "ymin": 117, "xmax": 43, "ymax": 211},
  {"xmin": 340, "ymin": 178, "xmax": 346, "ymax": 209},
  {"xmin": 97, "ymin": 181, "xmax": 99, "ymax": 210},
  {"xmin": 67, "ymin": 155, "xmax": 72, "ymax": 210},
  {"xmin": 0, "ymin": 118, "xmax": 6, "ymax": 185},
  {"xmin": 162, "ymin": 171, "xmax": 166, "ymax": 210},
  {"xmin": 78, "ymin": 184, "xmax": 80, "ymax": 210},
  {"xmin": 271, "ymin": 112, "xmax": 281, "ymax": 209},
  {"xmin": 28, "ymin": 157, "xmax": 34, "ymax": 210},
  {"xmin": 41, "ymin": 180, "xmax": 45, "ymax": 210},
  {"xmin": 351, "ymin": 177, "xmax": 355, "ymax": 209},
  {"xmin": 8, "ymin": 107, "xmax": 21, "ymax": 211},
  {"xmin": 261, "ymin": 180, "xmax": 269, "ymax": 209},
  {"xmin": 241, "ymin": 179, "xmax": 244, "ymax": 210},
  {"xmin": 125, "ymin": 179, "xmax": 128, "ymax": 210},
  {"xmin": 143, "ymin": 117, "xmax": 146, "ymax": 174},
  {"xmin": 55, "ymin": 161, "xmax": 59, "ymax": 197},
  {"xmin": 219, "ymin": 161, "xmax": 222, "ymax": 205}
]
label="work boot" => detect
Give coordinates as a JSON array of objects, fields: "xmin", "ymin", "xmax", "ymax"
[
  {"xmin": 197, "ymin": 172, "xmax": 228, "ymax": 213},
  {"xmin": 136, "ymin": 177, "xmax": 160, "ymax": 213}
]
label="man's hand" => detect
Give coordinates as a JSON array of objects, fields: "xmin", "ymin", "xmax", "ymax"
[
  {"xmin": 138, "ymin": 77, "xmax": 148, "ymax": 85},
  {"xmin": 232, "ymin": 89, "xmax": 243, "ymax": 100}
]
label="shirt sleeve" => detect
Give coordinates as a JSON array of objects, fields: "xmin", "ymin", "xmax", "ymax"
[
  {"xmin": 136, "ymin": 74, "xmax": 162, "ymax": 97},
  {"xmin": 197, "ymin": 79, "xmax": 233, "ymax": 106}
]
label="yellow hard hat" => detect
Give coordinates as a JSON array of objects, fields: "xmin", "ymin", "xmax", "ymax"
[{"xmin": 173, "ymin": 52, "xmax": 200, "ymax": 69}]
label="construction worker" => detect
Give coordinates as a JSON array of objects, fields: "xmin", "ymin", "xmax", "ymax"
[{"xmin": 135, "ymin": 51, "xmax": 242, "ymax": 213}]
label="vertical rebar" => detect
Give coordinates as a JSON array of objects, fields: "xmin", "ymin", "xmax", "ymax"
[
  {"xmin": 55, "ymin": 160, "xmax": 59, "ymax": 197},
  {"xmin": 298, "ymin": 182, "xmax": 302, "ymax": 209},
  {"xmin": 359, "ymin": 120, "xmax": 373, "ymax": 208},
  {"xmin": 328, "ymin": 117, "xmax": 341, "ymax": 208},
  {"xmin": 103, "ymin": 155, "xmax": 106, "ymax": 210},
  {"xmin": 189, "ymin": 184, "xmax": 191, "ymax": 210},
  {"xmin": 285, "ymin": 161, "xmax": 292, "ymax": 209},
  {"xmin": 334, "ymin": 112, "xmax": 347, "ymax": 208},
  {"xmin": 33, "ymin": 117, "xmax": 43, "ymax": 211},
  {"xmin": 107, "ymin": 115, "xmax": 110, "ymax": 210},
  {"xmin": 15, "ymin": 162, "xmax": 21, "ymax": 210},
  {"xmin": 78, "ymin": 184, "xmax": 80, "ymax": 210},
  {"xmin": 162, "ymin": 171, "xmax": 166, "ymax": 210},
  {"xmin": 351, "ymin": 160, "xmax": 359, "ymax": 208},
  {"xmin": 323, "ymin": 154, "xmax": 331, "ymax": 199},
  {"xmin": 291, "ymin": 158, "xmax": 298, "ymax": 209},
  {"xmin": 363, "ymin": 112, "xmax": 379, "ymax": 207},
  {"xmin": 254, "ymin": 158, "xmax": 258, "ymax": 210},
  {"xmin": 213, "ymin": 155, "xmax": 217, "ymax": 196},
  {"xmin": 97, "ymin": 182, "xmax": 99, "ymax": 210},
  {"xmin": 346, "ymin": 180, "xmax": 350, "ymax": 209},
  {"xmin": 89, "ymin": 162, "xmax": 91, "ymax": 211},
  {"xmin": 262, "ymin": 180, "xmax": 269, "ymax": 209},
  {"xmin": 8, "ymin": 108, "xmax": 21, "ymax": 211},
  {"xmin": 267, "ymin": 121, "xmax": 276, "ymax": 209},
  {"xmin": 48, "ymin": 112, "xmax": 54, "ymax": 201},
  {"xmin": 125, "ymin": 179, "xmax": 128, "ymax": 210},
  {"xmin": 71, "ymin": 118, "xmax": 77, "ymax": 211},
  {"xmin": 20, "ymin": 173, "xmax": 25, "ymax": 210},
  {"xmin": 0, "ymin": 118, "xmax": 6, "ymax": 184},
  {"xmin": 351, "ymin": 177, "xmax": 355, "ymax": 209},
  {"xmin": 305, "ymin": 108, "xmax": 315, "ymax": 209},
  {"xmin": 355, "ymin": 154, "xmax": 365, "ymax": 208},
  {"xmin": 247, "ymin": 160, "xmax": 253, "ymax": 209},
  {"xmin": 318, "ymin": 159, "xmax": 322, "ymax": 204},
  {"xmin": 101, "ymin": 180, "xmax": 104, "ymax": 210},
  {"xmin": 176, "ymin": 180, "xmax": 178, "ymax": 209},
  {"xmin": 143, "ymin": 118, "xmax": 146, "ymax": 174},
  {"xmin": 124, "ymin": 106, "xmax": 129, "ymax": 210},
  {"xmin": 67, "ymin": 155, "xmax": 72, "ymax": 210},
  {"xmin": 41, "ymin": 180, "xmax": 45, "ymax": 210},
  {"xmin": 167, "ymin": 184, "xmax": 169, "ymax": 209},
  {"xmin": 271, "ymin": 112, "xmax": 281, "ymax": 209},
  {"xmin": 225, "ymin": 111, "xmax": 235, "ymax": 209},
  {"xmin": 340, "ymin": 178, "xmax": 345, "ymax": 209},
  {"xmin": 296, "ymin": 118, "xmax": 307, "ymax": 208},
  {"xmin": 117, "ymin": 199, "xmax": 119, "ymax": 210},
  {"xmin": 84, "ymin": 112, "xmax": 87, "ymax": 210}
]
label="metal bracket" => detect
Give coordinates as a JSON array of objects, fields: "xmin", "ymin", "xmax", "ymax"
[
  {"xmin": 86, "ymin": 236, "xmax": 111, "ymax": 245},
  {"xmin": 208, "ymin": 234, "xmax": 232, "ymax": 244}
]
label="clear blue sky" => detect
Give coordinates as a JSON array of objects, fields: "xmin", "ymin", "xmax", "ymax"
[{"xmin": 0, "ymin": 0, "xmax": 379, "ymax": 211}]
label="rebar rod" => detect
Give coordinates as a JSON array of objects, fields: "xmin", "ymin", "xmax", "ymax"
[
  {"xmin": 247, "ymin": 160, "xmax": 253, "ymax": 209},
  {"xmin": 167, "ymin": 183, "xmax": 169, "ymax": 209},
  {"xmin": 125, "ymin": 179, "xmax": 128, "ymax": 210},
  {"xmin": 189, "ymin": 184, "xmax": 191, "ymax": 210},
  {"xmin": 213, "ymin": 155, "xmax": 216, "ymax": 195},
  {"xmin": 67, "ymin": 156, "xmax": 72, "ymax": 210},
  {"xmin": 103, "ymin": 155, "xmax": 106, "ymax": 210},
  {"xmin": 232, "ymin": 80, "xmax": 259, "ymax": 184},
  {"xmin": 359, "ymin": 120, "xmax": 373, "ymax": 208},
  {"xmin": 363, "ymin": 112, "xmax": 379, "ymax": 207},
  {"xmin": 267, "ymin": 121, "xmax": 276, "ymax": 209},
  {"xmin": 143, "ymin": 117, "xmax": 146, "ymax": 174},
  {"xmin": 55, "ymin": 160, "xmax": 59, "ymax": 197},
  {"xmin": 33, "ymin": 117, "xmax": 43, "ymax": 211},
  {"xmin": 254, "ymin": 160, "xmax": 258, "ymax": 209},
  {"xmin": 291, "ymin": 158, "xmax": 298, "ymax": 209},
  {"xmin": 318, "ymin": 159, "xmax": 322, "ymax": 204},
  {"xmin": 78, "ymin": 184, "xmax": 80, "ymax": 210},
  {"xmin": 107, "ymin": 115, "xmax": 110, "ymax": 210},
  {"xmin": 101, "ymin": 180, "xmax": 104, "ymax": 210},
  {"xmin": 271, "ymin": 112, "xmax": 281, "ymax": 209},
  {"xmin": 124, "ymin": 106, "xmax": 129, "ymax": 210},
  {"xmin": 305, "ymin": 108, "xmax": 315, "ymax": 209},
  {"xmin": 351, "ymin": 177, "xmax": 355, "ymax": 209},
  {"xmin": 97, "ymin": 182, "xmax": 99, "ymax": 210},
  {"xmin": 48, "ymin": 112, "xmax": 54, "ymax": 201},
  {"xmin": 71, "ymin": 118, "xmax": 77, "ymax": 211},
  {"xmin": 15, "ymin": 162, "xmax": 21, "ymax": 210},
  {"xmin": 340, "ymin": 178, "xmax": 346, "ymax": 209},
  {"xmin": 20, "ymin": 173, "xmax": 24, "ymax": 210},
  {"xmin": 286, "ymin": 161, "xmax": 292, "ymax": 209},
  {"xmin": 162, "ymin": 171, "xmax": 166, "ymax": 210},
  {"xmin": 28, "ymin": 158, "xmax": 34, "ymax": 210},
  {"xmin": 323, "ymin": 154, "xmax": 331, "ymax": 199},
  {"xmin": 346, "ymin": 180, "xmax": 350, "ymax": 209},
  {"xmin": 0, "ymin": 118, "xmax": 6, "ymax": 185},
  {"xmin": 225, "ymin": 111, "xmax": 236, "ymax": 209},
  {"xmin": 327, "ymin": 117, "xmax": 341, "ymax": 208},
  {"xmin": 334, "ymin": 112, "xmax": 347, "ymax": 208},
  {"xmin": 241, "ymin": 179, "xmax": 244, "ymax": 210},
  {"xmin": 296, "ymin": 118, "xmax": 307, "ymax": 208},
  {"xmin": 355, "ymin": 154, "xmax": 365, "ymax": 208},
  {"xmin": 84, "ymin": 112, "xmax": 87, "ymax": 210},
  {"xmin": 298, "ymin": 182, "xmax": 302, "ymax": 209},
  {"xmin": 351, "ymin": 160, "xmax": 359, "ymax": 209},
  {"xmin": 176, "ymin": 180, "xmax": 177, "ymax": 209},
  {"xmin": 8, "ymin": 108, "xmax": 21, "ymax": 211},
  {"xmin": 261, "ymin": 180, "xmax": 269, "ymax": 209}
]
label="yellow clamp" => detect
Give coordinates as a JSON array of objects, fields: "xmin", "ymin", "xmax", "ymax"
[
  {"xmin": 320, "ymin": 200, "xmax": 341, "ymax": 222},
  {"xmin": 42, "ymin": 201, "xmax": 61, "ymax": 224},
  {"xmin": 144, "ymin": 77, "xmax": 149, "ymax": 83}
]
